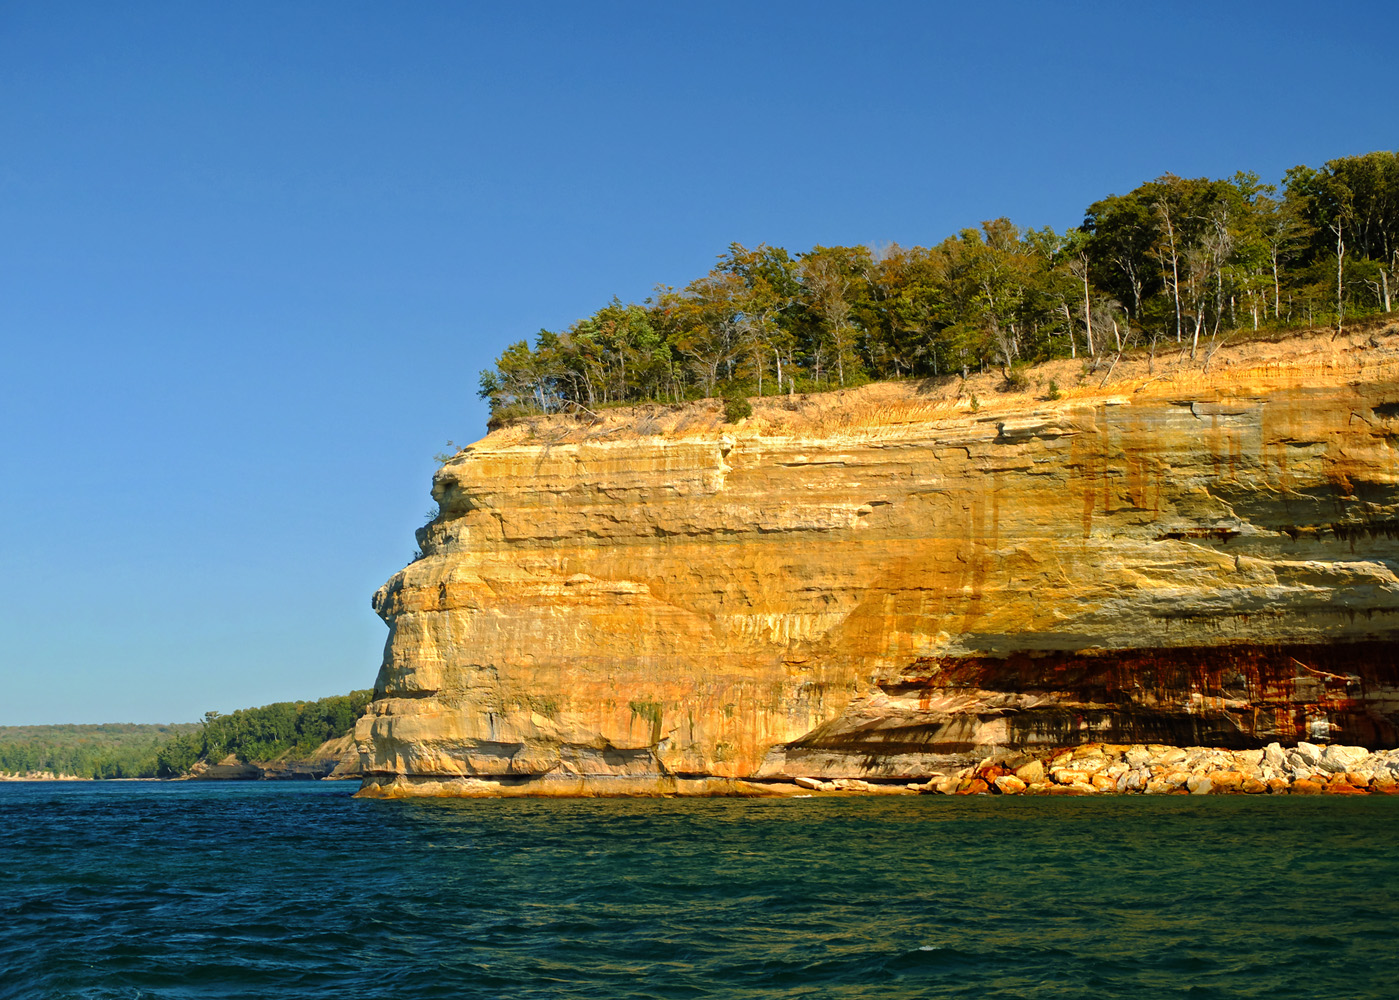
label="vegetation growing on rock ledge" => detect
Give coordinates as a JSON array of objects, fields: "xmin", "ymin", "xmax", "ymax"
[
  {"xmin": 157, "ymin": 690, "xmax": 373, "ymax": 776},
  {"xmin": 480, "ymin": 150, "xmax": 1399, "ymax": 422}
]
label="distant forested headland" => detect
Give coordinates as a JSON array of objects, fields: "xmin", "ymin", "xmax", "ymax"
[
  {"xmin": 480, "ymin": 151, "xmax": 1399, "ymax": 422},
  {"xmin": 0, "ymin": 690, "xmax": 372, "ymax": 779}
]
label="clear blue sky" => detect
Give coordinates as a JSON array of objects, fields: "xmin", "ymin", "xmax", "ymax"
[{"xmin": 2, "ymin": 2, "xmax": 1394, "ymax": 724}]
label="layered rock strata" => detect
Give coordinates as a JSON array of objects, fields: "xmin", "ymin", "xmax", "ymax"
[{"xmin": 358, "ymin": 327, "xmax": 1399, "ymax": 797}]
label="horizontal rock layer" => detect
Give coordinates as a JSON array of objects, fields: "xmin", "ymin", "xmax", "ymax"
[{"xmin": 357, "ymin": 328, "xmax": 1399, "ymax": 796}]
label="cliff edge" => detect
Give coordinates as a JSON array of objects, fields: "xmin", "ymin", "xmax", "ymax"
[{"xmin": 357, "ymin": 326, "xmax": 1399, "ymax": 797}]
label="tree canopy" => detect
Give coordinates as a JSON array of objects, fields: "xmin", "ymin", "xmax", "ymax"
[
  {"xmin": 480, "ymin": 150, "xmax": 1399, "ymax": 423},
  {"xmin": 0, "ymin": 723, "xmax": 198, "ymax": 779}
]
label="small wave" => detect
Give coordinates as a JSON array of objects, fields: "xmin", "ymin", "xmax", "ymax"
[{"xmin": 1, "ymin": 784, "xmax": 1396, "ymax": 1000}]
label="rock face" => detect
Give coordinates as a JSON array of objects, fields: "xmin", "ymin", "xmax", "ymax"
[{"xmin": 357, "ymin": 328, "xmax": 1399, "ymax": 797}]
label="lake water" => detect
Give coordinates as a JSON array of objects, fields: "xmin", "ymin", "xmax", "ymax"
[{"xmin": 2, "ymin": 781, "xmax": 1396, "ymax": 999}]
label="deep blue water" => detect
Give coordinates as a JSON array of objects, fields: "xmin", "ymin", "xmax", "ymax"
[{"xmin": 1, "ymin": 782, "xmax": 1397, "ymax": 999}]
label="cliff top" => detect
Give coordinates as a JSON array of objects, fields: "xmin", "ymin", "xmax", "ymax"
[{"xmin": 464, "ymin": 320, "xmax": 1399, "ymax": 453}]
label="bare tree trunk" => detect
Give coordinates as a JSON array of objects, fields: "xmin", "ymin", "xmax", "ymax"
[
  {"xmin": 988, "ymin": 314, "xmax": 1016, "ymax": 377},
  {"xmin": 1272, "ymin": 254, "xmax": 1281, "ymax": 319},
  {"xmin": 1060, "ymin": 301, "xmax": 1077, "ymax": 358},
  {"xmin": 1158, "ymin": 205, "xmax": 1184, "ymax": 343},
  {"xmin": 1333, "ymin": 219, "xmax": 1345, "ymax": 336},
  {"xmin": 835, "ymin": 325, "xmax": 845, "ymax": 386},
  {"xmin": 1389, "ymin": 248, "xmax": 1398, "ymax": 313},
  {"xmin": 1081, "ymin": 267, "xmax": 1095, "ymax": 356},
  {"xmin": 1211, "ymin": 274, "xmax": 1221, "ymax": 337}
]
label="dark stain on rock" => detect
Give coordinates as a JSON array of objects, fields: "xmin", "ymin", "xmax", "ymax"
[{"xmin": 871, "ymin": 643, "xmax": 1399, "ymax": 752}]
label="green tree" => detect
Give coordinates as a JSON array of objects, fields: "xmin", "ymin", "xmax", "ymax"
[
  {"xmin": 1081, "ymin": 189, "xmax": 1159, "ymax": 324},
  {"xmin": 156, "ymin": 733, "xmax": 199, "ymax": 777},
  {"xmin": 798, "ymin": 245, "xmax": 872, "ymax": 388},
  {"xmin": 717, "ymin": 244, "xmax": 802, "ymax": 395},
  {"xmin": 862, "ymin": 244, "xmax": 941, "ymax": 375},
  {"xmin": 478, "ymin": 337, "xmax": 564, "ymax": 417},
  {"xmin": 1289, "ymin": 161, "xmax": 1359, "ymax": 330},
  {"xmin": 660, "ymin": 272, "xmax": 749, "ymax": 397},
  {"xmin": 1291, "ymin": 152, "xmax": 1399, "ymax": 315}
]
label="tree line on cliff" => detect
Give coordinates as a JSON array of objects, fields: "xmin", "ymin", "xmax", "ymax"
[
  {"xmin": 479, "ymin": 150, "xmax": 1399, "ymax": 421},
  {"xmin": 0, "ymin": 690, "xmax": 372, "ymax": 778}
]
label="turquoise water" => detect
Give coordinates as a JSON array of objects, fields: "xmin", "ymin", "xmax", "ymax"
[{"xmin": 2, "ymin": 782, "xmax": 1396, "ymax": 999}]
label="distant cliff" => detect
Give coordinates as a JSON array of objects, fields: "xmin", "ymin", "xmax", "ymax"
[
  {"xmin": 186, "ymin": 734, "xmax": 361, "ymax": 781},
  {"xmin": 358, "ymin": 325, "xmax": 1399, "ymax": 797}
]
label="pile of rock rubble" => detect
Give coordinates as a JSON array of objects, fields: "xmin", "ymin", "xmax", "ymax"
[
  {"xmin": 790, "ymin": 743, "xmax": 1399, "ymax": 795},
  {"xmin": 905, "ymin": 742, "xmax": 1399, "ymax": 795}
]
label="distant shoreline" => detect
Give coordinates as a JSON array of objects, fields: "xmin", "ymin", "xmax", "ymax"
[{"xmin": 0, "ymin": 774, "xmax": 162, "ymax": 782}]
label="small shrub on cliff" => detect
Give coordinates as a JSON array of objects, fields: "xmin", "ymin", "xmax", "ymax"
[
  {"xmin": 722, "ymin": 391, "xmax": 752, "ymax": 424},
  {"xmin": 1001, "ymin": 367, "xmax": 1031, "ymax": 392},
  {"xmin": 1046, "ymin": 379, "xmax": 1062, "ymax": 400}
]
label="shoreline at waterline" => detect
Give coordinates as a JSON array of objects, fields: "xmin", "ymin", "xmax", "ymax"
[{"xmin": 355, "ymin": 740, "xmax": 1399, "ymax": 799}]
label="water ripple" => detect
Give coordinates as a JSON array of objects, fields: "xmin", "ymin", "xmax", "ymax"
[{"xmin": 1, "ymin": 785, "xmax": 1397, "ymax": 999}]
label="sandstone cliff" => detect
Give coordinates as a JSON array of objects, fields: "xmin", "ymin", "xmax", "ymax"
[{"xmin": 358, "ymin": 326, "xmax": 1399, "ymax": 797}]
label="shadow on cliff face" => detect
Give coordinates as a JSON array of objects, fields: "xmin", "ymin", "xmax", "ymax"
[{"xmin": 786, "ymin": 642, "xmax": 1399, "ymax": 768}]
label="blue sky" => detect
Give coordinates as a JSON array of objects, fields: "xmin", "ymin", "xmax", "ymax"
[{"xmin": 2, "ymin": 2, "xmax": 1394, "ymax": 724}]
